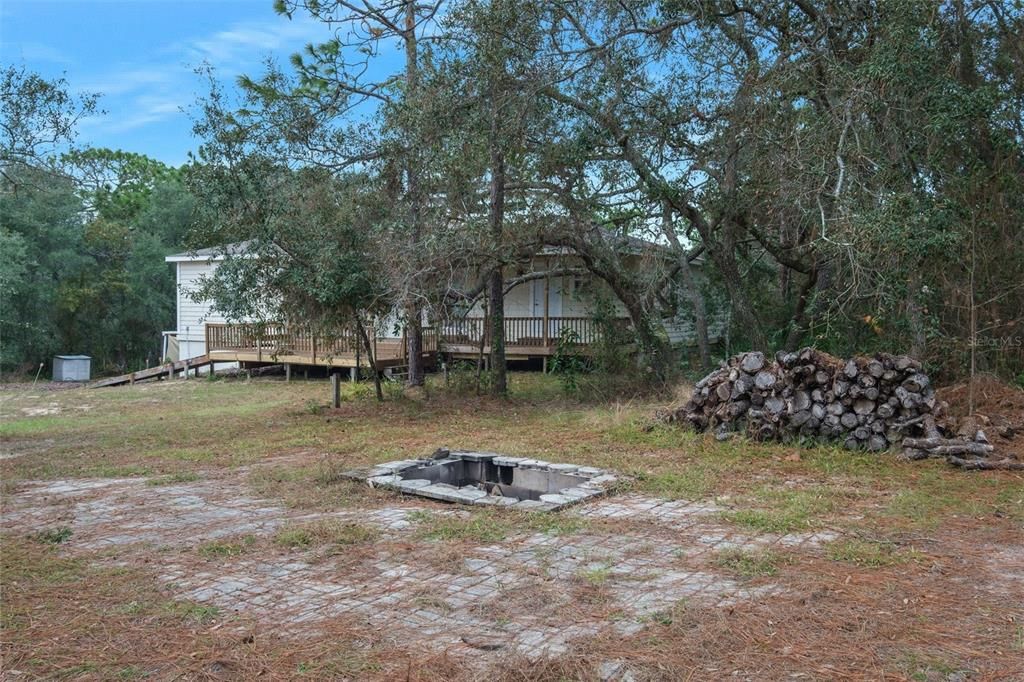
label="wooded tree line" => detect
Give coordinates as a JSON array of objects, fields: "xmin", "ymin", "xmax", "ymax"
[
  {"xmin": 1, "ymin": 67, "xmax": 193, "ymax": 374},
  {"xmin": 3, "ymin": 1, "xmax": 1022, "ymax": 390},
  {"xmin": 189, "ymin": 0, "xmax": 1023, "ymax": 394}
]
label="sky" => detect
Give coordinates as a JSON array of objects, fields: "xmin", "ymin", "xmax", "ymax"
[{"xmin": 0, "ymin": 0, "xmax": 336, "ymax": 167}]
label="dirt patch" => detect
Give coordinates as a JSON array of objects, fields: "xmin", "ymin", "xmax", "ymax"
[{"xmin": 938, "ymin": 375, "xmax": 1024, "ymax": 457}]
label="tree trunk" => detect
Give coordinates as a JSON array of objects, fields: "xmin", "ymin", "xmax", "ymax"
[
  {"xmin": 661, "ymin": 203, "xmax": 711, "ymax": 370},
  {"xmin": 614, "ymin": 286, "xmax": 671, "ymax": 377},
  {"xmin": 906, "ymin": 266, "xmax": 927, "ymax": 360},
  {"xmin": 402, "ymin": 0, "xmax": 424, "ymax": 387},
  {"xmin": 488, "ymin": 106, "xmax": 507, "ymax": 396},
  {"xmin": 784, "ymin": 269, "xmax": 819, "ymax": 351},
  {"xmin": 707, "ymin": 236, "xmax": 767, "ymax": 352},
  {"xmin": 356, "ymin": 316, "xmax": 384, "ymax": 402}
]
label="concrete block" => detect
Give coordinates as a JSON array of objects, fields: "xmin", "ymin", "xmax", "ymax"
[
  {"xmin": 558, "ymin": 487, "xmax": 601, "ymax": 499},
  {"xmin": 492, "ymin": 456, "xmax": 526, "ymax": 467},
  {"xmin": 377, "ymin": 460, "xmax": 420, "ymax": 472},
  {"xmin": 547, "ymin": 463, "xmax": 579, "ymax": 473},
  {"xmin": 451, "ymin": 451, "xmax": 497, "ymax": 462},
  {"xmin": 454, "ymin": 487, "xmax": 488, "ymax": 501},
  {"xmin": 539, "ymin": 493, "xmax": 575, "ymax": 505},
  {"xmin": 395, "ymin": 478, "xmax": 432, "ymax": 490}
]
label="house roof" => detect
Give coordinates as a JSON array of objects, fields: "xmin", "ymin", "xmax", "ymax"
[{"xmin": 165, "ymin": 241, "xmax": 253, "ymax": 263}]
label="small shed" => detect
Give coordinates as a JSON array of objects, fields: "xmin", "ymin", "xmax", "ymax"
[{"xmin": 53, "ymin": 355, "xmax": 91, "ymax": 382}]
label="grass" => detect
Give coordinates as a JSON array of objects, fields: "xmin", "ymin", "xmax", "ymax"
[
  {"xmin": 633, "ymin": 468, "xmax": 718, "ymax": 500},
  {"xmin": 722, "ymin": 487, "xmax": 838, "ymax": 534},
  {"xmin": 897, "ymin": 651, "xmax": 968, "ymax": 681},
  {"xmin": 162, "ymin": 600, "xmax": 221, "ymax": 624},
  {"xmin": 713, "ymin": 547, "xmax": 788, "ymax": 578},
  {"xmin": 273, "ymin": 519, "xmax": 379, "ymax": 549},
  {"xmin": 32, "ymin": 526, "xmax": 73, "ymax": 544},
  {"xmin": 198, "ymin": 535, "xmax": 257, "ymax": 558},
  {"xmin": 576, "ymin": 564, "xmax": 613, "ymax": 585},
  {"xmin": 408, "ymin": 510, "xmax": 510, "ymax": 543},
  {"xmin": 408, "ymin": 508, "xmax": 588, "ymax": 543},
  {"xmin": 825, "ymin": 538, "xmax": 924, "ymax": 567},
  {"xmin": 147, "ymin": 471, "xmax": 201, "ymax": 486}
]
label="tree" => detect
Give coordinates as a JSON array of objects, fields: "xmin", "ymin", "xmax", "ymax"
[
  {"xmin": 0, "ymin": 167, "xmax": 91, "ymax": 370},
  {"xmin": 271, "ymin": 0, "xmax": 447, "ymax": 388},
  {"xmin": 1, "ymin": 65, "xmax": 99, "ymax": 189},
  {"xmin": 423, "ymin": 0, "xmax": 552, "ymax": 394}
]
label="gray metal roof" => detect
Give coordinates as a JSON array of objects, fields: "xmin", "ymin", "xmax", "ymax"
[{"xmin": 165, "ymin": 241, "xmax": 252, "ymax": 262}]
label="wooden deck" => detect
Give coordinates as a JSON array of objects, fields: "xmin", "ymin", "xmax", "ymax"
[
  {"xmin": 201, "ymin": 317, "xmax": 628, "ymax": 370},
  {"xmin": 204, "ymin": 323, "xmax": 438, "ymax": 369}
]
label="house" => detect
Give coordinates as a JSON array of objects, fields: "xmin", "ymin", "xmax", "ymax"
[
  {"xmin": 163, "ymin": 243, "xmax": 250, "ymax": 363},
  {"xmin": 163, "ymin": 241, "xmax": 727, "ymax": 373}
]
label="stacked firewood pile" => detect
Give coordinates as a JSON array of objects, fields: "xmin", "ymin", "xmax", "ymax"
[
  {"xmin": 663, "ymin": 348, "xmax": 940, "ymax": 450},
  {"xmin": 662, "ymin": 349, "xmax": 1023, "ymax": 469},
  {"xmin": 900, "ymin": 419, "xmax": 1018, "ymax": 469}
]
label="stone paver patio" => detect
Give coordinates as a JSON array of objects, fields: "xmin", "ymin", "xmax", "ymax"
[{"xmin": 2, "ymin": 474, "xmax": 840, "ymax": 665}]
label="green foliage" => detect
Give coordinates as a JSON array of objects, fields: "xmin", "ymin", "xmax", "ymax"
[
  {"xmin": 146, "ymin": 472, "xmax": 200, "ymax": 486},
  {"xmin": 443, "ymin": 360, "xmax": 493, "ymax": 396},
  {"xmin": 32, "ymin": 526, "xmax": 73, "ymax": 544},
  {"xmin": 197, "ymin": 535, "xmax": 256, "ymax": 558},
  {"xmin": 825, "ymin": 538, "xmax": 923, "ymax": 568},
  {"xmin": 549, "ymin": 328, "xmax": 585, "ymax": 397},
  {"xmin": 408, "ymin": 510, "xmax": 510, "ymax": 543},
  {"xmin": 1, "ymin": 65, "xmax": 99, "ymax": 173},
  {"xmin": 273, "ymin": 519, "xmax": 378, "ymax": 548},
  {"xmin": 0, "ymin": 154, "xmax": 191, "ymax": 375},
  {"xmin": 713, "ymin": 548, "xmax": 788, "ymax": 578}
]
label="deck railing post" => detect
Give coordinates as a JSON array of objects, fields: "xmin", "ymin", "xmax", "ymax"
[{"xmin": 543, "ymin": 277, "xmax": 550, "ymax": 347}]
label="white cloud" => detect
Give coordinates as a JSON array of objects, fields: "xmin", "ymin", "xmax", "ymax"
[
  {"xmin": 11, "ymin": 41, "xmax": 71, "ymax": 64},
  {"xmin": 21, "ymin": 11, "xmax": 330, "ymax": 158},
  {"xmin": 185, "ymin": 14, "xmax": 326, "ymax": 68},
  {"xmin": 79, "ymin": 67, "xmax": 174, "ymax": 97}
]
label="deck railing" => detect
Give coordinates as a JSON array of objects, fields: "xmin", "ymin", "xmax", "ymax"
[
  {"xmin": 205, "ymin": 323, "xmax": 438, "ymax": 362},
  {"xmin": 205, "ymin": 317, "xmax": 622, "ymax": 361},
  {"xmin": 440, "ymin": 316, "xmax": 629, "ymax": 348}
]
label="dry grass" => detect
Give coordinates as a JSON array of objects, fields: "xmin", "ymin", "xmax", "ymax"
[
  {"xmin": 2, "ymin": 373, "xmax": 1023, "ymax": 680},
  {"xmin": 0, "ymin": 538, "xmax": 394, "ymax": 679}
]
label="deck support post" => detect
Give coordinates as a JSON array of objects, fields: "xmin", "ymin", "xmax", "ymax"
[
  {"xmin": 350, "ymin": 367, "xmax": 357, "ymax": 382},
  {"xmin": 183, "ymin": 357, "xmax": 189, "ymax": 380},
  {"xmin": 285, "ymin": 363, "xmax": 291, "ymax": 382},
  {"xmin": 331, "ymin": 373, "xmax": 341, "ymax": 408},
  {"xmin": 543, "ymin": 357, "xmax": 548, "ymax": 374},
  {"xmin": 167, "ymin": 364, "xmax": 173, "ymax": 381}
]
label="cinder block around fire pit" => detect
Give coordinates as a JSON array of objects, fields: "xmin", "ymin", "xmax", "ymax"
[{"xmin": 345, "ymin": 450, "xmax": 618, "ymax": 511}]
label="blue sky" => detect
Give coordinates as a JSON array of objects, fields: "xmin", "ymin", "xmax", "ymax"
[{"xmin": 0, "ymin": 0, "xmax": 334, "ymax": 167}]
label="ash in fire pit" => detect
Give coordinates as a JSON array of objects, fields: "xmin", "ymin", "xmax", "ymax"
[{"xmin": 346, "ymin": 449, "xmax": 617, "ymax": 511}]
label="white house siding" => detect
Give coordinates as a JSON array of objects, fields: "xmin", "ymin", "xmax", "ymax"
[
  {"xmin": 174, "ymin": 260, "xmax": 226, "ymax": 361},
  {"xmin": 662, "ymin": 308, "xmax": 730, "ymax": 346}
]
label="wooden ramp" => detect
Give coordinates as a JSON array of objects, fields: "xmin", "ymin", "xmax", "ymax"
[{"xmin": 90, "ymin": 355, "xmax": 212, "ymax": 388}]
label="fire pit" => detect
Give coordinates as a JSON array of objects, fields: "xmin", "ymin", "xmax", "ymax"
[{"xmin": 346, "ymin": 449, "xmax": 618, "ymax": 511}]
